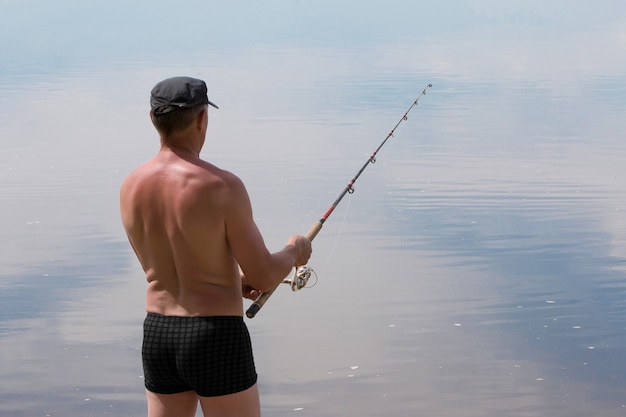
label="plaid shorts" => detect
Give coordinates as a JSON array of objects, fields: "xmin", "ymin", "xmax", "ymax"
[{"xmin": 142, "ymin": 313, "xmax": 257, "ymax": 397}]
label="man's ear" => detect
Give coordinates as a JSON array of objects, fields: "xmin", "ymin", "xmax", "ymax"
[{"xmin": 196, "ymin": 108, "xmax": 208, "ymax": 129}]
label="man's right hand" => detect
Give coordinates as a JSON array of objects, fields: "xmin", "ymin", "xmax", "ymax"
[{"xmin": 288, "ymin": 235, "xmax": 313, "ymax": 267}]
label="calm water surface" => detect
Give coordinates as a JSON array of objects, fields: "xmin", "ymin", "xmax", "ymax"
[{"xmin": 2, "ymin": 1, "xmax": 626, "ymax": 416}]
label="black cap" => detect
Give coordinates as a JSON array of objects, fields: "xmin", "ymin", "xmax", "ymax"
[{"xmin": 150, "ymin": 76, "xmax": 219, "ymax": 116}]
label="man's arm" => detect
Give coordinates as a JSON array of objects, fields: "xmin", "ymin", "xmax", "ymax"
[{"xmin": 224, "ymin": 174, "xmax": 311, "ymax": 293}]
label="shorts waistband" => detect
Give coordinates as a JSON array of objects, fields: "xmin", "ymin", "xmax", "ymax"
[{"xmin": 146, "ymin": 312, "xmax": 244, "ymax": 321}]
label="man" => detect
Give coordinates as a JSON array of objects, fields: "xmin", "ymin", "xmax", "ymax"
[{"xmin": 120, "ymin": 76, "xmax": 312, "ymax": 417}]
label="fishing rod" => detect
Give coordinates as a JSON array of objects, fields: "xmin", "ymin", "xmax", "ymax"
[{"xmin": 246, "ymin": 83, "xmax": 433, "ymax": 319}]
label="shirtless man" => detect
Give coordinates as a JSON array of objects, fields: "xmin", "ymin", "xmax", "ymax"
[{"xmin": 120, "ymin": 76, "xmax": 312, "ymax": 417}]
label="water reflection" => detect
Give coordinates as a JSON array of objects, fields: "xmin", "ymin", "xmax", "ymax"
[{"xmin": 2, "ymin": 1, "xmax": 626, "ymax": 416}]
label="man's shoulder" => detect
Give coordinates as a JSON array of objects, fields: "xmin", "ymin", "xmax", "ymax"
[
  {"xmin": 120, "ymin": 157, "xmax": 162, "ymax": 186},
  {"xmin": 120, "ymin": 160, "xmax": 150, "ymax": 191},
  {"xmin": 191, "ymin": 158, "xmax": 240, "ymax": 187},
  {"xmin": 121, "ymin": 154, "xmax": 246, "ymax": 197}
]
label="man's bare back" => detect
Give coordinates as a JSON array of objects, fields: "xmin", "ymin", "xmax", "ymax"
[
  {"xmin": 120, "ymin": 119, "xmax": 311, "ymax": 318},
  {"xmin": 121, "ymin": 148, "xmax": 244, "ymax": 316},
  {"xmin": 122, "ymin": 146, "xmax": 311, "ymax": 316},
  {"xmin": 120, "ymin": 76, "xmax": 311, "ymax": 417}
]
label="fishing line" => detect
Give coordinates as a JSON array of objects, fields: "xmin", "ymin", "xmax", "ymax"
[
  {"xmin": 282, "ymin": 192, "xmax": 351, "ymax": 291},
  {"xmin": 319, "ymin": 190, "xmax": 352, "ymax": 275},
  {"xmin": 247, "ymin": 83, "xmax": 433, "ymax": 318},
  {"xmin": 286, "ymin": 189, "xmax": 352, "ymax": 292}
]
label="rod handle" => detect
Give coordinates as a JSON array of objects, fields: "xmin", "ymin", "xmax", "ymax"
[
  {"xmin": 305, "ymin": 221, "xmax": 323, "ymax": 240},
  {"xmin": 245, "ymin": 221, "xmax": 323, "ymax": 318},
  {"xmin": 245, "ymin": 285, "xmax": 277, "ymax": 318}
]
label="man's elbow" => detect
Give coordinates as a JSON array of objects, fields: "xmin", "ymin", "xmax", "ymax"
[
  {"xmin": 255, "ymin": 276, "xmax": 281, "ymax": 293},
  {"xmin": 245, "ymin": 270, "xmax": 281, "ymax": 293}
]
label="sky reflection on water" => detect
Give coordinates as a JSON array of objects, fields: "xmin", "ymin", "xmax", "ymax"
[{"xmin": 2, "ymin": 1, "xmax": 626, "ymax": 416}]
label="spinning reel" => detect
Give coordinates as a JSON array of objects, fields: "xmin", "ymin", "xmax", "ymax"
[{"xmin": 283, "ymin": 265, "xmax": 317, "ymax": 291}]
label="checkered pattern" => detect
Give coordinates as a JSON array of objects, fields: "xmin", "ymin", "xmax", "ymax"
[{"xmin": 142, "ymin": 313, "xmax": 257, "ymax": 397}]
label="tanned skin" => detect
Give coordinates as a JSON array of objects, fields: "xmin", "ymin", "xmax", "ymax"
[{"xmin": 120, "ymin": 105, "xmax": 312, "ymax": 417}]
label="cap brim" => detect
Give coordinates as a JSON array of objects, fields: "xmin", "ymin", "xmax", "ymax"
[{"xmin": 208, "ymin": 100, "xmax": 219, "ymax": 109}]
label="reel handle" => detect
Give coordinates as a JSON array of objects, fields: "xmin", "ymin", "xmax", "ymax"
[{"xmin": 245, "ymin": 221, "xmax": 323, "ymax": 318}]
